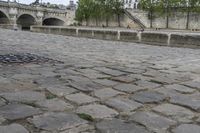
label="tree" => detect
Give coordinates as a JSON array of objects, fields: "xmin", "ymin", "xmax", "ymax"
[
  {"xmin": 180, "ymin": 0, "xmax": 200, "ymax": 29},
  {"xmin": 138, "ymin": 0, "xmax": 157, "ymax": 28},
  {"xmin": 111, "ymin": 0, "xmax": 124, "ymax": 27},
  {"xmin": 155, "ymin": 0, "xmax": 181, "ymax": 28},
  {"xmin": 75, "ymin": 0, "xmax": 94, "ymax": 26}
]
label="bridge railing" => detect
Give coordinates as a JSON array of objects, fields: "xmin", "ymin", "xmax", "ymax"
[{"xmin": 0, "ymin": 1, "xmax": 68, "ymax": 14}]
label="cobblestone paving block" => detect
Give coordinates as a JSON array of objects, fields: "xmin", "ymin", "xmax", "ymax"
[
  {"xmin": 28, "ymin": 112, "xmax": 89, "ymax": 132},
  {"xmin": 77, "ymin": 104, "xmax": 118, "ymax": 119},
  {"xmin": 93, "ymin": 79, "xmax": 119, "ymax": 87},
  {"xmin": 0, "ymin": 124, "xmax": 29, "ymax": 133},
  {"xmin": 135, "ymin": 80, "xmax": 161, "ymax": 89},
  {"xmin": 170, "ymin": 94, "xmax": 200, "ymax": 112},
  {"xmin": 181, "ymin": 81, "xmax": 200, "ymax": 91},
  {"xmin": 105, "ymin": 97, "xmax": 142, "ymax": 114},
  {"xmin": 0, "ymin": 98, "xmax": 6, "ymax": 107},
  {"xmin": 165, "ymin": 84, "xmax": 196, "ymax": 94},
  {"xmin": 34, "ymin": 77, "xmax": 65, "ymax": 87},
  {"xmin": 0, "ymin": 91, "xmax": 46, "ymax": 104},
  {"xmin": 36, "ymin": 98, "xmax": 73, "ymax": 111},
  {"xmin": 172, "ymin": 124, "xmax": 200, "ymax": 133},
  {"xmin": 0, "ymin": 104, "xmax": 41, "ymax": 120},
  {"xmin": 96, "ymin": 119, "xmax": 150, "ymax": 133},
  {"xmin": 70, "ymin": 81, "xmax": 103, "ymax": 92},
  {"xmin": 65, "ymin": 93, "xmax": 98, "ymax": 105},
  {"xmin": 143, "ymin": 70, "xmax": 164, "ymax": 77},
  {"xmin": 77, "ymin": 68, "xmax": 110, "ymax": 79},
  {"xmin": 0, "ymin": 116, "xmax": 6, "ymax": 124},
  {"xmin": 153, "ymin": 103, "xmax": 195, "ymax": 122},
  {"xmin": 11, "ymin": 73, "xmax": 41, "ymax": 81},
  {"xmin": 131, "ymin": 91, "xmax": 167, "ymax": 104},
  {"xmin": 46, "ymin": 85, "xmax": 77, "ymax": 97},
  {"xmin": 114, "ymin": 83, "xmax": 144, "ymax": 93},
  {"xmin": 150, "ymin": 76, "xmax": 178, "ymax": 85},
  {"xmin": 94, "ymin": 88, "xmax": 124, "ymax": 100},
  {"xmin": 111, "ymin": 75, "xmax": 137, "ymax": 83},
  {"xmin": 108, "ymin": 66, "xmax": 146, "ymax": 74},
  {"xmin": 129, "ymin": 111, "xmax": 176, "ymax": 133},
  {"xmin": 94, "ymin": 67, "xmax": 126, "ymax": 76}
]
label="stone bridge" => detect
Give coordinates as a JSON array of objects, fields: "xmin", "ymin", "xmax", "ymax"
[{"xmin": 0, "ymin": 1, "xmax": 75, "ymax": 30}]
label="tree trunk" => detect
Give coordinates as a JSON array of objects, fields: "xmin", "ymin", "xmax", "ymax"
[
  {"xmin": 166, "ymin": 6, "xmax": 169, "ymax": 28},
  {"xmin": 117, "ymin": 14, "xmax": 121, "ymax": 27},
  {"xmin": 150, "ymin": 9, "xmax": 153, "ymax": 28},
  {"xmin": 86, "ymin": 19, "xmax": 89, "ymax": 26},
  {"xmin": 95, "ymin": 18, "xmax": 98, "ymax": 26},
  {"xmin": 186, "ymin": 10, "xmax": 190, "ymax": 29},
  {"xmin": 106, "ymin": 17, "xmax": 109, "ymax": 27}
]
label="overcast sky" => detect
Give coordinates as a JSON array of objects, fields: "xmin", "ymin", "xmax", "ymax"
[{"xmin": 2, "ymin": 0, "xmax": 78, "ymax": 5}]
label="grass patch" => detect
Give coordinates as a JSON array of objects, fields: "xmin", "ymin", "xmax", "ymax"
[{"xmin": 77, "ymin": 113, "xmax": 94, "ymax": 122}]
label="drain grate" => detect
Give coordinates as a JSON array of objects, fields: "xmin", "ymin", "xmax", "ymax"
[{"xmin": 0, "ymin": 53, "xmax": 63, "ymax": 64}]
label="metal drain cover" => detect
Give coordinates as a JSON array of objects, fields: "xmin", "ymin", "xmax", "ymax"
[{"xmin": 0, "ymin": 53, "xmax": 63, "ymax": 64}]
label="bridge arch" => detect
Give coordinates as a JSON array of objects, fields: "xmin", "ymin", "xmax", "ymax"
[
  {"xmin": 17, "ymin": 14, "xmax": 36, "ymax": 30},
  {"xmin": 42, "ymin": 17, "xmax": 65, "ymax": 26},
  {"xmin": 0, "ymin": 10, "xmax": 10, "ymax": 24}
]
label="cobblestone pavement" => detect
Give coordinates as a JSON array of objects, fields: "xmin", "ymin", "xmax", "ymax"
[{"xmin": 0, "ymin": 29, "xmax": 200, "ymax": 133}]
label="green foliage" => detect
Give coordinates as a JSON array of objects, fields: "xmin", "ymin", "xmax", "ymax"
[
  {"xmin": 138, "ymin": 0, "xmax": 200, "ymax": 28},
  {"xmin": 75, "ymin": 0, "xmax": 124, "ymax": 26}
]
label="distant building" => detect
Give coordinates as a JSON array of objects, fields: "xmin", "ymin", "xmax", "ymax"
[
  {"xmin": 66, "ymin": 0, "xmax": 76, "ymax": 10},
  {"xmin": 123, "ymin": 0, "xmax": 139, "ymax": 9}
]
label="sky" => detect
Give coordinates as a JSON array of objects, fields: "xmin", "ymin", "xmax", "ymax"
[{"xmin": 2, "ymin": 0, "xmax": 78, "ymax": 5}]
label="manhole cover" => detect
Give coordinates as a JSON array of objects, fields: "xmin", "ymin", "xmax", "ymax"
[{"xmin": 0, "ymin": 53, "xmax": 63, "ymax": 64}]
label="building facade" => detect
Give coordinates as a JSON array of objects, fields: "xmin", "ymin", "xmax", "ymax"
[{"xmin": 123, "ymin": 0, "xmax": 139, "ymax": 9}]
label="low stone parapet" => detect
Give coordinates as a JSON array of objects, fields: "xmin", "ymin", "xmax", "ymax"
[
  {"xmin": 170, "ymin": 34, "xmax": 200, "ymax": 48},
  {"xmin": 119, "ymin": 31, "xmax": 139, "ymax": 42},
  {"xmin": 141, "ymin": 32, "xmax": 169, "ymax": 46},
  {"xmin": 30, "ymin": 26, "xmax": 200, "ymax": 48},
  {"xmin": 93, "ymin": 30, "xmax": 118, "ymax": 41}
]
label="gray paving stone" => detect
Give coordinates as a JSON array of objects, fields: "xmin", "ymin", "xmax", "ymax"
[
  {"xmin": 78, "ymin": 69, "xmax": 109, "ymax": 79},
  {"xmin": 94, "ymin": 88, "xmax": 124, "ymax": 100},
  {"xmin": 94, "ymin": 67, "xmax": 126, "ymax": 76},
  {"xmin": 111, "ymin": 75, "xmax": 137, "ymax": 83},
  {"xmin": 28, "ymin": 112, "xmax": 89, "ymax": 131},
  {"xmin": 70, "ymin": 81, "xmax": 103, "ymax": 92},
  {"xmin": 0, "ymin": 124, "xmax": 29, "ymax": 133},
  {"xmin": 105, "ymin": 97, "xmax": 142, "ymax": 114},
  {"xmin": 150, "ymin": 76, "xmax": 177, "ymax": 85},
  {"xmin": 165, "ymin": 84, "xmax": 196, "ymax": 93},
  {"xmin": 46, "ymin": 85, "xmax": 77, "ymax": 97},
  {"xmin": 93, "ymin": 79, "xmax": 118, "ymax": 87},
  {"xmin": 153, "ymin": 103, "xmax": 195, "ymax": 122},
  {"xmin": 131, "ymin": 91, "xmax": 167, "ymax": 104},
  {"xmin": 197, "ymin": 117, "xmax": 200, "ymax": 123},
  {"xmin": 114, "ymin": 83, "xmax": 144, "ymax": 93},
  {"xmin": 0, "ymin": 91, "xmax": 46, "ymax": 104},
  {"xmin": 77, "ymin": 104, "xmax": 118, "ymax": 119},
  {"xmin": 170, "ymin": 94, "xmax": 200, "ymax": 112},
  {"xmin": 0, "ymin": 104, "xmax": 41, "ymax": 120},
  {"xmin": 0, "ymin": 116, "xmax": 6, "ymax": 124},
  {"xmin": 0, "ymin": 98, "xmax": 6, "ymax": 107},
  {"xmin": 135, "ymin": 80, "xmax": 161, "ymax": 89},
  {"xmin": 65, "ymin": 93, "xmax": 97, "ymax": 105},
  {"xmin": 129, "ymin": 112, "xmax": 176, "ymax": 133},
  {"xmin": 96, "ymin": 119, "xmax": 150, "ymax": 133},
  {"xmin": 172, "ymin": 124, "xmax": 200, "ymax": 133},
  {"xmin": 35, "ymin": 98, "xmax": 73, "ymax": 111},
  {"xmin": 182, "ymin": 81, "xmax": 200, "ymax": 91}
]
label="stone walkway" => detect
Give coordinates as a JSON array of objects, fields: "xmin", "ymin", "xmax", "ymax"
[{"xmin": 0, "ymin": 29, "xmax": 200, "ymax": 133}]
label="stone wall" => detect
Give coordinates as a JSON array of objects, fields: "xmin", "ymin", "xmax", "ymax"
[
  {"xmin": 81, "ymin": 14, "xmax": 141, "ymax": 29},
  {"xmin": 127, "ymin": 9, "xmax": 200, "ymax": 30},
  {"xmin": 31, "ymin": 26, "xmax": 200, "ymax": 48}
]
